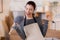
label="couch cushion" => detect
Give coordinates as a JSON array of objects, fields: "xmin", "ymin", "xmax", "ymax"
[
  {"xmin": 0, "ymin": 21, "xmax": 5, "ymax": 37},
  {"xmin": 5, "ymin": 15, "xmax": 13, "ymax": 30},
  {"xmin": 0, "ymin": 14, "xmax": 9, "ymax": 33},
  {"xmin": 4, "ymin": 12, "xmax": 14, "ymax": 31},
  {"xmin": 0, "ymin": 20, "xmax": 9, "ymax": 32}
]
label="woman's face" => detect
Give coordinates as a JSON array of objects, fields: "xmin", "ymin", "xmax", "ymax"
[{"xmin": 25, "ymin": 4, "xmax": 34, "ymax": 16}]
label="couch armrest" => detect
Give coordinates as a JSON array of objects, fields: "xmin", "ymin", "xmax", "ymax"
[{"xmin": 45, "ymin": 29, "xmax": 60, "ymax": 38}]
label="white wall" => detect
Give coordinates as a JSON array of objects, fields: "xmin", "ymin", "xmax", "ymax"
[
  {"xmin": 9, "ymin": 0, "xmax": 44, "ymax": 11},
  {"xmin": 0, "ymin": 0, "xmax": 10, "ymax": 14},
  {"xmin": 9, "ymin": 0, "xmax": 60, "ymax": 11}
]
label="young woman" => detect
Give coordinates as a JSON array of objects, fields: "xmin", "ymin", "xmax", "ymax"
[
  {"xmin": 24, "ymin": 1, "xmax": 48, "ymax": 37},
  {"xmin": 9, "ymin": 1, "xmax": 48, "ymax": 40}
]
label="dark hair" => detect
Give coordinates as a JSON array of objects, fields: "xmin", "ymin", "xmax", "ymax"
[{"xmin": 26, "ymin": 1, "xmax": 36, "ymax": 10}]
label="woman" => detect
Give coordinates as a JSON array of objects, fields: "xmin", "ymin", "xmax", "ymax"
[
  {"xmin": 9, "ymin": 1, "xmax": 48, "ymax": 40},
  {"xmin": 24, "ymin": 1, "xmax": 48, "ymax": 37}
]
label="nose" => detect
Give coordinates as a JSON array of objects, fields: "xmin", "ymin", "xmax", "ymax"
[
  {"xmin": 27, "ymin": 9, "xmax": 30, "ymax": 13},
  {"xmin": 27, "ymin": 9, "xmax": 29, "ymax": 12}
]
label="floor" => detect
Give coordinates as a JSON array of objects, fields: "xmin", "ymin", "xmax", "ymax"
[{"xmin": 45, "ymin": 38, "xmax": 60, "ymax": 40}]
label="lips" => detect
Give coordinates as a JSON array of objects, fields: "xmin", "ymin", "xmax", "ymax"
[{"xmin": 27, "ymin": 13, "xmax": 31, "ymax": 15}]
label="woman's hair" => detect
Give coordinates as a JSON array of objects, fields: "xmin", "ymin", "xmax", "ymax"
[{"xmin": 26, "ymin": 1, "xmax": 36, "ymax": 10}]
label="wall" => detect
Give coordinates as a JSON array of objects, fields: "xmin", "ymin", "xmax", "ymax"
[{"xmin": 0, "ymin": 0, "xmax": 10, "ymax": 15}]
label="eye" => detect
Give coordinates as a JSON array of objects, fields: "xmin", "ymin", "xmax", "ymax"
[
  {"xmin": 26, "ymin": 7, "xmax": 28, "ymax": 10},
  {"xmin": 29, "ymin": 8, "xmax": 33, "ymax": 11}
]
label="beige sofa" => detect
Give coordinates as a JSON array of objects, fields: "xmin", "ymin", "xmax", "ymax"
[{"xmin": 0, "ymin": 12, "xmax": 13, "ymax": 40}]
